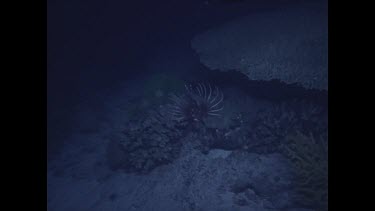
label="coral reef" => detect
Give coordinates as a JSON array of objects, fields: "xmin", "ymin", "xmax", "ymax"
[
  {"xmin": 250, "ymin": 100, "xmax": 327, "ymax": 153},
  {"xmin": 106, "ymin": 83, "xmax": 225, "ymax": 173},
  {"xmin": 280, "ymin": 131, "xmax": 328, "ymax": 211},
  {"xmin": 191, "ymin": 5, "xmax": 328, "ymax": 90},
  {"xmin": 108, "ymin": 109, "xmax": 183, "ymax": 174},
  {"xmin": 205, "ymin": 112, "xmax": 253, "ymax": 150}
]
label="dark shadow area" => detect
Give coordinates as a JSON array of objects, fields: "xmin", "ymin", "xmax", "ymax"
[{"xmin": 190, "ymin": 66, "xmax": 328, "ymax": 106}]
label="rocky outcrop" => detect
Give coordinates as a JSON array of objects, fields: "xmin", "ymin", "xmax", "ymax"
[{"xmin": 191, "ymin": 4, "xmax": 328, "ymax": 90}]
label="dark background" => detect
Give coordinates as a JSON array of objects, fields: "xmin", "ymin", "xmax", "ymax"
[
  {"xmin": 47, "ymin": 0, "xmax": 318, "ymax": 111},
  {"xmin": 47, "ymin": 0, "xmax": 326, "ymax": 160}
]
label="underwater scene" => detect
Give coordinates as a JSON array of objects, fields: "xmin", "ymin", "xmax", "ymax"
[{"xmin": 47, "ymin": 0, "xmax": 328, "ymax": 210}]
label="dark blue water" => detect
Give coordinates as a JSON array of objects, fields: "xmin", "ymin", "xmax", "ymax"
[{"xmin": 48, "ymin": 0, "xmax": 321, "ymax": 109}]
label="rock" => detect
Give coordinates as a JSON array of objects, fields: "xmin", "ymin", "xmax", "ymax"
[{"xmin": 191, "ymin": 4, "xmax": 327, "ymax": 90}]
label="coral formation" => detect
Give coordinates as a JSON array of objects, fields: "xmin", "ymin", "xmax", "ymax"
[
  {"xmin": 107, "ymin": 83, "xmax": 225, "ymax": 173},
  {"xmin": 281, "ymin": 131, "xmax": 328, "ymax": 211},
  {"xmin": 109, "ymin": 109, "xmax": 183, "ymax": 174},
  {"xmin": 250, "ymin": 100, "xmax": 327, "ymax": 153},
  {"xmin": 191, "ymin": 5, "xmax": 328, "ymax": 90}
]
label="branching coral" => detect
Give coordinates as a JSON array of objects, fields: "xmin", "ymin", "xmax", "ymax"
[
  {"xmin": 111, "ymin": 109, "xmax": 183, "ymax": 174},
  {"xmin": 281, "ymin": 131, "xmax": 328, "ymax": 211},
  {"xmin": 167, "ymin": 83, "xmax": 224, "ymax": 124},
  {"xmin": 108, "ymin": 83, "xmax": 224, "ymax": 173},
  {"xmin": 250, "ymin": 100, "xmax": 327, "ymax": 153}
]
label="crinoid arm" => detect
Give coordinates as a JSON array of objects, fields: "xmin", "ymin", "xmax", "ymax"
[{"xmin": 167, "ymin": 83, "xmax": 224, "ymax": 122}]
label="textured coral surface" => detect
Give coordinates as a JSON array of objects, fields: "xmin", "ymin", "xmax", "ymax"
[
  {"xmin": 191, "ymin": 4, "xmax": 328, "ymax": 90},
  {"xmin": 48, "ymin": 75, "xmax": 327, "ymax": 211}
]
